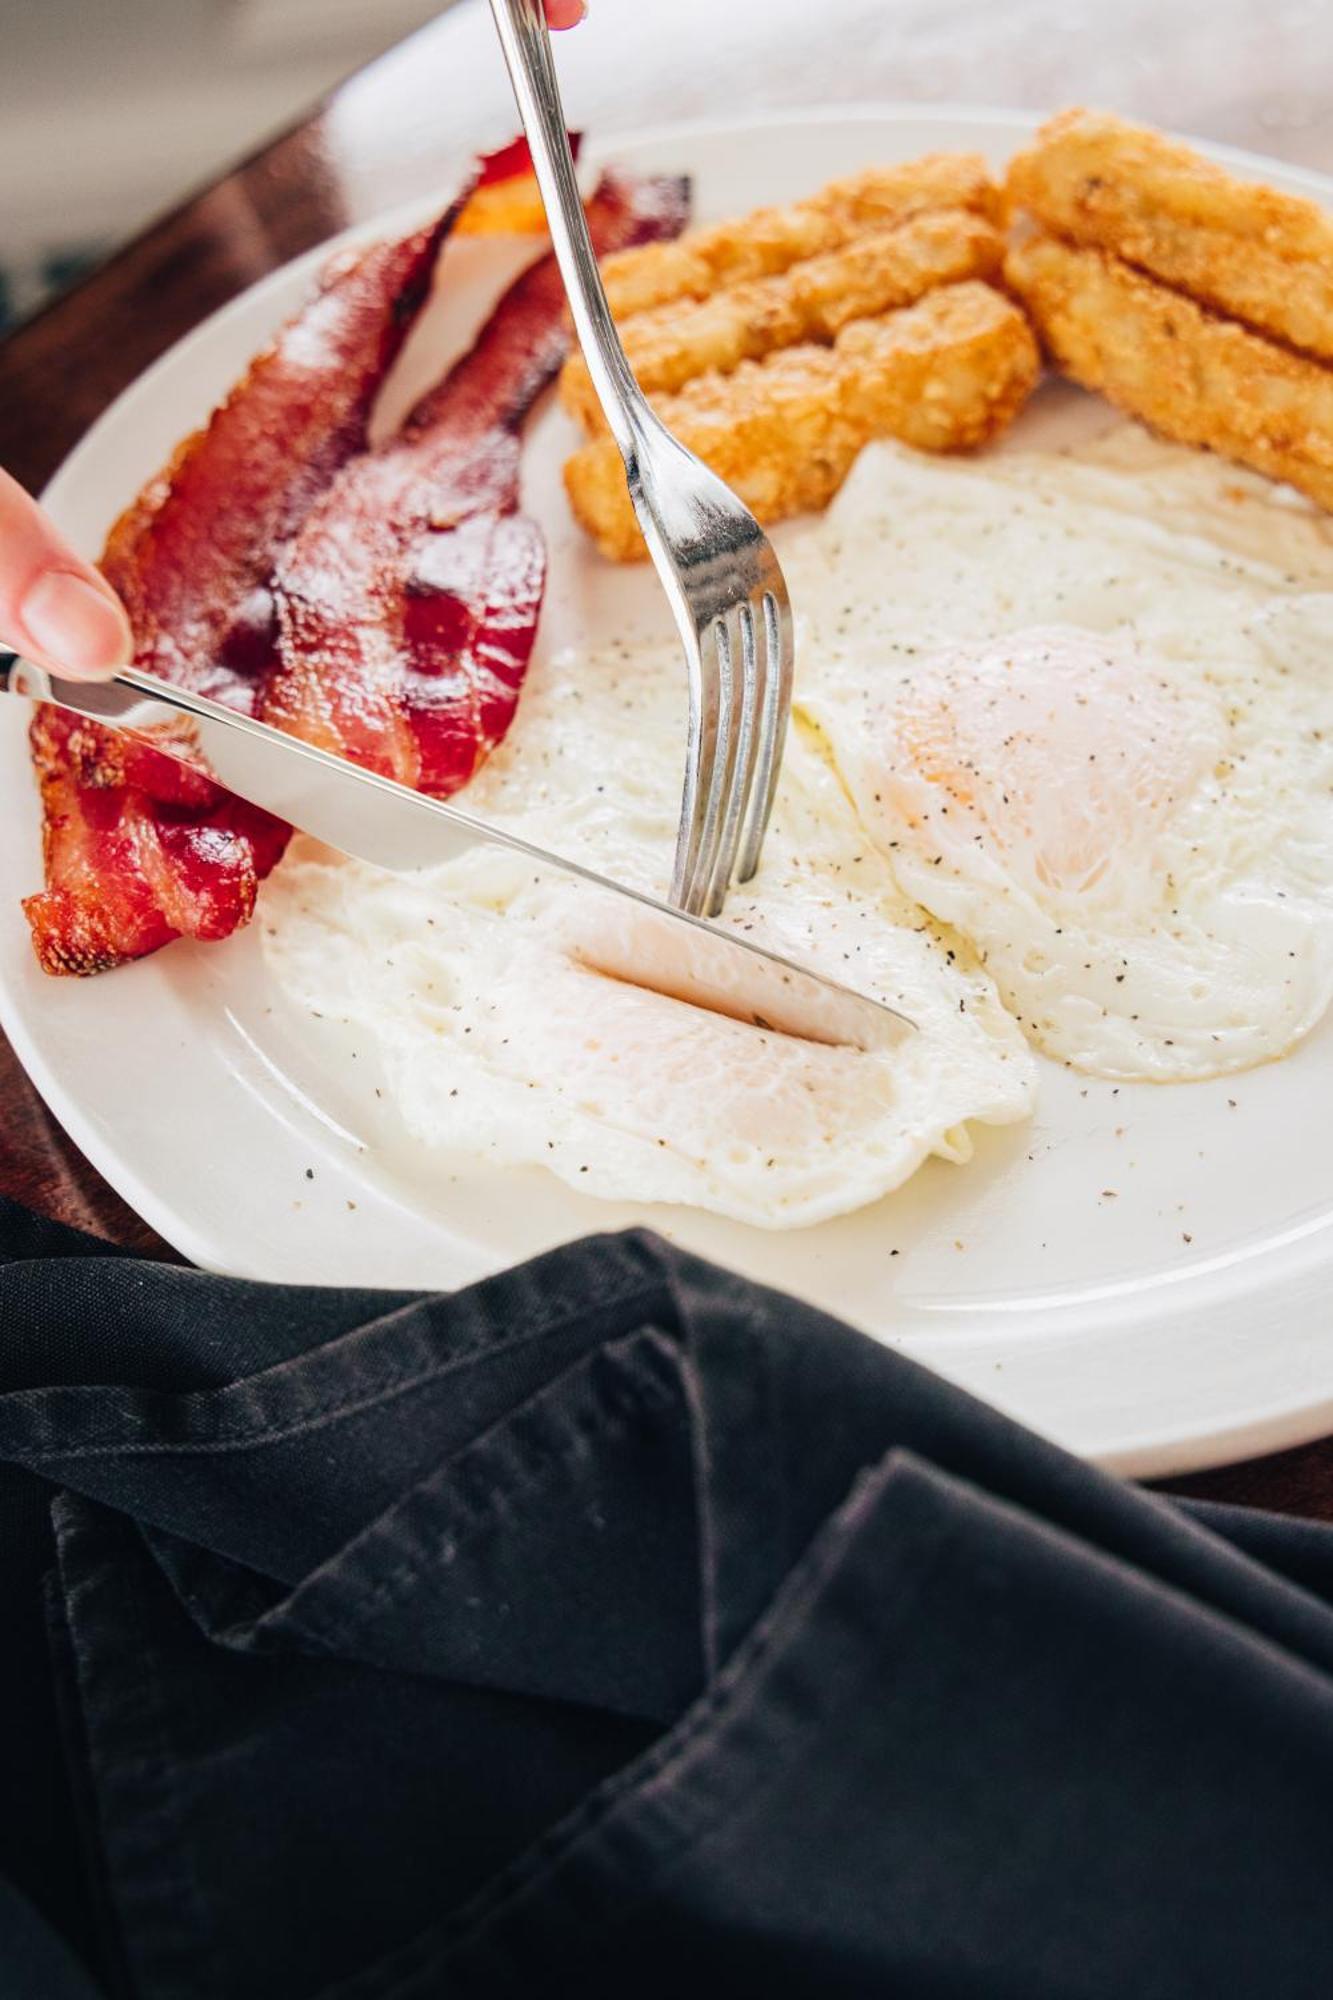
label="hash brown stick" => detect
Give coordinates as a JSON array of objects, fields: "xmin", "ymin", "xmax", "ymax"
[
  {"xmin": 1007, "ymin": 108, "xmax": 1333, "ymax": 364},
  {"xmin": 1006, "ymin": 232, "xmax": 1333, "ymax": 511},
  {"xmin": 560, "ymin": 208, "xmax": 1004, "ymax": 432},
  {"xmin": 600, "ymin": 153, "xmax": 1001, "ymax": 318},
  {"xmin": 564, "ymin": 281, "xmax": 1039, "ymax": 562}
]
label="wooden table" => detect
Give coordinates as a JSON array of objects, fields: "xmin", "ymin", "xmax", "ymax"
[{"xmin": 2, "ymin": 0, "xmax": 1331, "ymax": 1515}]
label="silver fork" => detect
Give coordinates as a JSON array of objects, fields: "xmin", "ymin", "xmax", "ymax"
[{"xmin": 488, "ymin": 0, "xmax": 795, "ymax": 918}]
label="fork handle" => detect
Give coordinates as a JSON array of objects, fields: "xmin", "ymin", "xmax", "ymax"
[{"xmin": 487, "ymin": 0, "xmax": 647, "ymax": 462}]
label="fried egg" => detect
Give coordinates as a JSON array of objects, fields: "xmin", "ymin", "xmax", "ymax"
[
  {"xmin": 263, "ymin": 631, "xmax": 1035, "ymax": 1228},
  {"xmin": 793, "ymin": 437, "xmax": 1333, "ymax": 1079}
]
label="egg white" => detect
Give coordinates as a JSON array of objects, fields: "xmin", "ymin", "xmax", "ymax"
[
  {"xmin": 262, "ymin": 629, "xmax": 1036, "ymax": 1228},
  {"xmin": 792, "ymin": 436, "xmax": 1333, "ymax": 1081}
]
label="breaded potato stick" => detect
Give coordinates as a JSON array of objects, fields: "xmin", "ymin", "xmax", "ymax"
[
  {"xmin": 1006, "ymin": 232, "xmax": 1333, "ymax": 511},
  {"xmin": 599, "ymin": 153, "xmax": 1001, "ymax": 319},
  {"xmin": 1007, "ymin": 108, "xmax": 1333, "ymax": 363},
  {"xmin": 560, "ymin": 209, "xmax": 1005, "ymax": 431},
  {"xmin": 564, "ymin": 282, "xmax": 1039, "ymax": 561}
]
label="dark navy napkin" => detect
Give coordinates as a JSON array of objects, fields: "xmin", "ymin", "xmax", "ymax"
[{"xmin": 1, "ymin": 1194, "xmax": 1331, "ymax": 1998}]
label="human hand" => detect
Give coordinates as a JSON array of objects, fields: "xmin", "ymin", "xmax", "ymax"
[
  {"xmin": 545, "ymin": 0, "xmax": 589, "ymax": 24},
  {"xmin": 0, "ymin": 468, "xmax": 132, "ymax": 681}
]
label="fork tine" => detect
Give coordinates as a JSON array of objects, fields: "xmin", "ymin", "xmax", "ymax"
[
  {"xmin": 672, "ymin": 617, "xmax": 728, "ymax": 915},
  {"xmin": 702, "ymin": 599, "xmax": 760, "ymax": 916},
  {"xmin": 737, "ymin": 587, "xmax": 793, "ymax": 884},
  {"xmin": 670, "ymin": 621, "xmax": 720, "ymax": 911},
  {"xmin": 684, "ymin": 613, "xmax": 739, "ymax": 916}
]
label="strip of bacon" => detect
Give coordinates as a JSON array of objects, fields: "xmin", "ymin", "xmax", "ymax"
[
  {"xmin": 475, "ymin": 134, "xmax": 578, "ymax": 189},
  {"xmin": 102, "ymin": 203, "xmax": 468, "ymax": 712},
  {"xmin": 263, "ymin": 167, "xmax": 690, "ymax": 796},
  {"xmin": 24, "ymin": 203, "xmax": 467, "ymax": 976},
  {"xmin": 26, "ymin": 705, "xmax": 290, "ymax": 975},
  {"xmin": 24, "ymin": 162, "xmax": 689, "ymax": 977}
]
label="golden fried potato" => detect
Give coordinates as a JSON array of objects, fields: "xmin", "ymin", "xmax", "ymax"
[
  {"xmin": 598, "ymin": 153, "xmax": 1001, "ymax": 319},
  {"xmin": 455, "ymin": 174, "xmax": 548, "ymax": 236},
  {"xmin": 1006, "ymin": 232, "xmax": 1333, "ymax": 511},
  {"xmin": 564, "ymin": 282, "xmax": 1039, "ymax": 561},
  {"xmin": 560, "ymin": 209, "xmax": 1005, "ymax": 431},
  {"xmin": 1006, "ymin": 108, "xmax": 1333, "ymax": 363}
]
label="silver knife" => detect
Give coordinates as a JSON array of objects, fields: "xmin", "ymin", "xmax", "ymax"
[{"xmin": 0, "ymin": 652, "xmax": 914, "ymax": 1052}]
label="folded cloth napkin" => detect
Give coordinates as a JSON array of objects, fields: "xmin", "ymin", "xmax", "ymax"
[{"xmin": 2, "ymin": 1198, "xmax": 1332, "ymax": 1999}]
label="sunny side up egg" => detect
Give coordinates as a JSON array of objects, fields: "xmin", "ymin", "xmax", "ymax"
[
  {"xmin": 262, "ymin": 629, "xmax": 1036, "ymax": 1229},
  {"xmin": 793, "ymin": 438, "xmax": 1333, "ymax": 1081}
]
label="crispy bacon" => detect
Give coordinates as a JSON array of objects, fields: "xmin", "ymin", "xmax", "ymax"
[
  {"xmin": 475, "ymin": 134, "xmax": 580, "ymax": 189},
  {"xmin": 103, "ymin": 205, "xmax": 468, "ymax": 712},
  {"xmin": 24, "ymin": 161, "xmax": 689, "ymax": 976},
  {"xmin": 25, "ymin": 706, "xmax": 289, "ymax": 975},
  {"xmin": 24, "ymin": 205, "xmax": 467, "ymax": 976},
  {"xmin": 263, "ymin": 168, "xmax": 691, "ymax": 795}
]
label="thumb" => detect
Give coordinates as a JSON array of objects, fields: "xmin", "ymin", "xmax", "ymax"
[{"xmin": 0, "ymin": 467, "xmax": 133, "ymax": 681}]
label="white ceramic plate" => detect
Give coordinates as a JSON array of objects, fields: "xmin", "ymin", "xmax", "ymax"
[{"xmin": 6, "ymin": 106, "xmax": 1333, "ymax": 1477}]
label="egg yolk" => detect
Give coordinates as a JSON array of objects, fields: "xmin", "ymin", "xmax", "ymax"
[{"xmin": 885, "ymin": 627, "xmax": 1213, "ymax": 905}]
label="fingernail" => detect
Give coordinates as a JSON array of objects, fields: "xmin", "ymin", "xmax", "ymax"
[{"xmin": 20, "ymin": 569, "xmax": 132, "ymax": 679}]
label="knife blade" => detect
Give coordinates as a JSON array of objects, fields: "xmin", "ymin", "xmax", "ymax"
[{"xmin": 0, "ymin": 652, "xmax": 914, "ymax": 1052}]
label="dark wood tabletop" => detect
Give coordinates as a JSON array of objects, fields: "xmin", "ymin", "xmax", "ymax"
[{"xmin": 2, "ymin": 0, "xmax": 1332, "ymax": 1515}]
